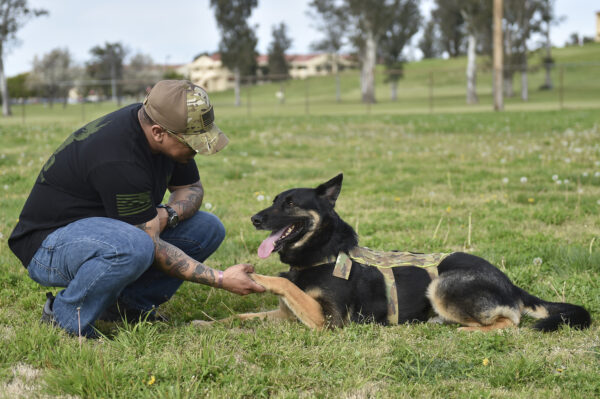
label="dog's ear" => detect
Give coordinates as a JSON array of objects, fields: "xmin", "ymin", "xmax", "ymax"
[{"xmin": 316, "ymin": 173, "xmax": 343, "ymax": 206}]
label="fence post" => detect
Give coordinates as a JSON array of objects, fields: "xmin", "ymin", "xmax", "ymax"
[
  {"xmin": 81, "ymin": 100, "xmax": 85, "ymax": 122},
  {"xmin": 429, "ymin": 71, "xmax": 434, "ymax": 113},
  {"xmin": 559, "ymin": 66, "xmax": 564, "ymax": 110}
]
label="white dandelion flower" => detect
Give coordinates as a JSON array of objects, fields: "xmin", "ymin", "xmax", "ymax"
[
  {"xmin": 556, "ymin": 180, "xmax": 562, "ymax": 185},
  {"xmin": 565, "ymin": 158, "xmax": 571, "ymax": 164},
  {"xmin": 3, "ymin": 185, "xmax": 8, "ymax": 190},
  {"xmin": 502, "ymin": 177, "xmax": 509, "ymax": 184},
  {"xmin": 564, "ymin": 179, "xmax": 570, "ymax": 184},
  {"xmin": 595, "ymin": 172, "xmax": 600, "ymax": 178},
  {"xmin": 204, "ymin": 202, "xmax": 212, "ymax": 210},
  {"xmin": 582, "ymin": 172, "xmax": 589, "ymax": 177},
  {"xmin": 533, "ymin": 257, "xmax": 543, "ymax": 266},
  {"xmin": 257, "ymin": 194, "xmax": 265, "ymax": 201},
  {"xmin": 520, "ymin": 177, "xmax": 528, "ymax": 183},
  {"xmin": 552, "ymin": 174, "xmax": 559, "ymax": 181}
]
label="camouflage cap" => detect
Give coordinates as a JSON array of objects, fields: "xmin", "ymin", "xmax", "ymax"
[{"xmin": 143, "ymin": 80, "xmax": 229, "ymax": 155}]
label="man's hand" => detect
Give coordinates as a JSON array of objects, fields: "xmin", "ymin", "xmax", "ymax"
[{"xmin": 221, "ymin": 264, "xmax": 266, "ymax": 295}]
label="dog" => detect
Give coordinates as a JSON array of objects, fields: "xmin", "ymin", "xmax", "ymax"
[{"xmin": 207, "ymin": 174, "xmax": 591, "ymax": 332}]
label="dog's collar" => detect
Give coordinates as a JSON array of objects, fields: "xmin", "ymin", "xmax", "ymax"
[{"xmin": 289, "ymin": 254, "xmax": 338, "ymax": 271}]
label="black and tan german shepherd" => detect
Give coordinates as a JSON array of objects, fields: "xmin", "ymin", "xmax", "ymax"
[{"xmin": 212, "ymin": 174, "xmax": 590, "ymax": 332}]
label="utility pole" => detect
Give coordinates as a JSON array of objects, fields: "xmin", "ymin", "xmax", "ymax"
[{"xmin": 493, "ymin": 0, "xmax": 504, "ymax": 111}]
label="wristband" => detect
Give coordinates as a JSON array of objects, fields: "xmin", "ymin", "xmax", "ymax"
[{"xmin": 217, "ymin": 270, "xmax": 223, "ymax": 288}]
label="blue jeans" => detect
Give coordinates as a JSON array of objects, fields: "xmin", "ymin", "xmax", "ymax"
[{"xmin": 27, "ymin": 212, "xmax": 225, "ymax": 337}]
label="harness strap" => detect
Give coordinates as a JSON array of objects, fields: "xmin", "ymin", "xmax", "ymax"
[{"xmin": 331, "ymin": 247, "xmax": 452, "ymax": 325}]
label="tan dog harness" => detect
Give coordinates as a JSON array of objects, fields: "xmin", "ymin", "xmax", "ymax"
[{"xmin": 332, "ymin": 247, "xmax": 452, "ymax": 325}]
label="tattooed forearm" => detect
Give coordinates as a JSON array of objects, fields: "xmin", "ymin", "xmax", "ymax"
[
  {"xmin": 153, "ymin": 238, "xmax": 217, "ymax": 285},
  {"xmin": 169, "ymin": 184, "xmax": 203, "ymax": 221},
  {"xmin": 135, "ymin": 220, "xmax": 217, "ymax": 286}
]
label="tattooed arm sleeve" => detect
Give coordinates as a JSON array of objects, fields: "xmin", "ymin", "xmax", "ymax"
[
  {"xmin": 166, "ymin": 180, "xmax": 204, "ymax": 221},
  {"xmin": 135, "ymin": 215, "xmax": 217, "ymax": 286}
]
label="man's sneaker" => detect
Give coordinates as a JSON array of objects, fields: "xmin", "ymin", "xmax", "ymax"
[{"xmin": 41, "ymin": 292, "xmax": 57, "ymax": 325}]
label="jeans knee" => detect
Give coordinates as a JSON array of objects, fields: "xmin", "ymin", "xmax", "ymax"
[
  {"xmin": 118, "ymin": 226, "xmax": 154, "ymax": 278},
  {"xmin": 203, "ymin": 212, "xmax": 225, "ymax": 250}
]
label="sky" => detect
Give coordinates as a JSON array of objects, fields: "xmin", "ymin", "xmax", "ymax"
[{"xmin": 3, "ymin": 0, "xmax": 598, "ymax": 77}]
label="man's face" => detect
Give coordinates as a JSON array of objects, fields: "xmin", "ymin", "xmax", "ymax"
[{"xmin": 164, "ymin": 131, "xmax": 197, "ymax": 163}]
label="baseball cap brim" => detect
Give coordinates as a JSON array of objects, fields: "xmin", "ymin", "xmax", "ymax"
[{"xmin": 182, "ymin": 123, "xmax": 229, "ymax": 155}]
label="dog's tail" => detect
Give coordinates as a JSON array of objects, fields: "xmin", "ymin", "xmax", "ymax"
[{"xmin": 516, "ymin": 287, "xmax": 591, "ymax": 332}]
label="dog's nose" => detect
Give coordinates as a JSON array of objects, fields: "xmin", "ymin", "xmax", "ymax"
[{"xmin": 251, "ymin": 214, "xmax": 264, "ymax": 227}]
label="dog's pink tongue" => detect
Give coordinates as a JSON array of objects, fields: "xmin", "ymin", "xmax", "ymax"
[{"xmin": 258, "ymin": 227, "xmax": 287, "ymax": 258}]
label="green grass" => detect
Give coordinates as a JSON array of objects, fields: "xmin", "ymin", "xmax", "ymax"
[{"xmin": 1, "ymin": 46, "xmax": 600, "ymax": 397}]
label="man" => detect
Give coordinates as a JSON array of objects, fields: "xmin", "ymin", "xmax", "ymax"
[{"xmin": 8, "ymin": 80, "xmax": 265, "ymax": 338}]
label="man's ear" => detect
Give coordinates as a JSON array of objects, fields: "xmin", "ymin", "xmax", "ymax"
[
  {"xmin": 315, "ymin": 173, "xmax": 343, "ymax": 206},
  {"xmin": 149, "ymin": 125, "xmax": 166, "ymax": 143}
]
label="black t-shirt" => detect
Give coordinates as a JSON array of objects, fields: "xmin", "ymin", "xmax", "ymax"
[{"xmin": 8, "ymin": 103, "xmax": 199, "ymax": 267}]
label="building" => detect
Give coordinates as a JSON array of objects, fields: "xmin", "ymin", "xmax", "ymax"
[
  {"xmin": 180, "ymin": 54, "xmax": 234, "ymax": 92},
  {"xmin": 181, "ymin": 53, "xmax": 357, "ymax": 92}
]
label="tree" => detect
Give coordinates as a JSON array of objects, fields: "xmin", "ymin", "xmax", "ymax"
[
  {"xmin": 122, "ymin": 53, "xmax": 162, "ymax": 100},
  {"xmin": 308, "ymin": 0, "xmax": 348, "ymax": 102},
  {"xmin": 432, "ymin": 0, "xmax": 465, "ymax": 58},
  {"xmin": 460, "ymin": 0, "xmax": 493, "ymax": 104},
  {"xmin": 86, "ymin": 42, "xmax": 128, "ymax": 104},
  {"xmin": 502, "ymin": 0, "xmax": 542, "ymax": 99},
  {"xmin": 418, "ymin": 18, "xmax": 440, "ymax": 59},
  {"xmin": 210, "ymin": 0, "xmax": 258, "ymax": 106},
  {"xmin": 379, "ymin": 0, "xmax": 421, "ymax": 101},
  {"xmin": 267, "ymin": 22, "xmax": 292, "ymax": 80},
  {"xmin": 538, "ymin": 0, "xmax": 564, "ymax": 90},
  {"xmin": 346, "ymin": 0, "xmax": 401, "ymax": 104},
  {"xmin": 27, "ymin": 48, "xmax": 74, "ymax": 107},
  {"xmin": 0, "ymin": 0, "xmax": 47, "ymax": 116},
  {"xmin": 7, "ymin": 71, "xmax": 31, "ymax": 99}
]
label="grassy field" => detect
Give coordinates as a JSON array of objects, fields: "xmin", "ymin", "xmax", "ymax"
[
  {"xmin": 1, "ymin": 103, "xmax": 599, "ymax": 398},
  {"xmin": 2, "ymin": 42, "xmax": 600, "ymax": 397}
]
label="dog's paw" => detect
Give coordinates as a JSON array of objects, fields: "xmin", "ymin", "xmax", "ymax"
[
  {"xmin": 427, "ymin": 316, "xmax": 446, "ymax": 324},
  {"xmin": 191, "ymin": 319, "xmax": 214, "ymax": 328}
]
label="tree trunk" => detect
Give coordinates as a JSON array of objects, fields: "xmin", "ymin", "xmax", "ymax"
[
  {"xmin": 542, "ymin": 23, "xmax": 553, "ymax": 89},
  {"xmin": 333, "ymin": 53, "xmax": 341, "ymax": 103},
  {"xmin": 466, "ymin": 33, "xmax": 478, "ymax": 104},
  {"xmin": 361, "ymin": 29, "xmax": 376, "ymax": 104},
  {"xmin": 0, "ymin": 55, "xmax": 12, "ymax": 116},
  {"xmin": 234, "ymin": 68, "xmax": 241, "ymax": 107},
  {"xmin": 390, "ymin": 80, "xmax": 398, "ymax": 101},
  {"xmin": 503, "ymin": 74, "xmax": 514, "ymax": 98},
  {"xmin": 521, "ymin": 68, "xmax": 528, "ymax": 101},
  {"xmin": 521, "ymin": 43, "xmax": 528, "ymax": 101}
]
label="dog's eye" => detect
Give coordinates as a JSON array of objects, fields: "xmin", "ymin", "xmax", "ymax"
[{"xmin": 285, "ymin": 198, "xmax": 294, "ymax": 207}]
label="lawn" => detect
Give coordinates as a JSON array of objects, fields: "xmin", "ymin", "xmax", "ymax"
[{"xmin": 1, "ymin": 103, "xmax": 599, "ymax": 398}]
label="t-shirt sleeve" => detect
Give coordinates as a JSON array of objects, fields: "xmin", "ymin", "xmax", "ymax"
[
  {"xmin": 88, "ymin": 162, "xmax": 157, "ymax": 225},
  {"xmin": 168, "ymin": 159, "xmax": 200, "ymax": 187}
]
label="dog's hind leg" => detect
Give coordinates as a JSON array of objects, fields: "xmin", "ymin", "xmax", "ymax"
[{"xmin": 250, "ymin": 273, "xmax": 326, "ymax": 330}]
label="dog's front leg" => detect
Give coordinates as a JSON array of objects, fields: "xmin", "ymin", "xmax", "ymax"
[{"xmin": 249, "ymin": 273, "xmax": 326, "ymax": 330}]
